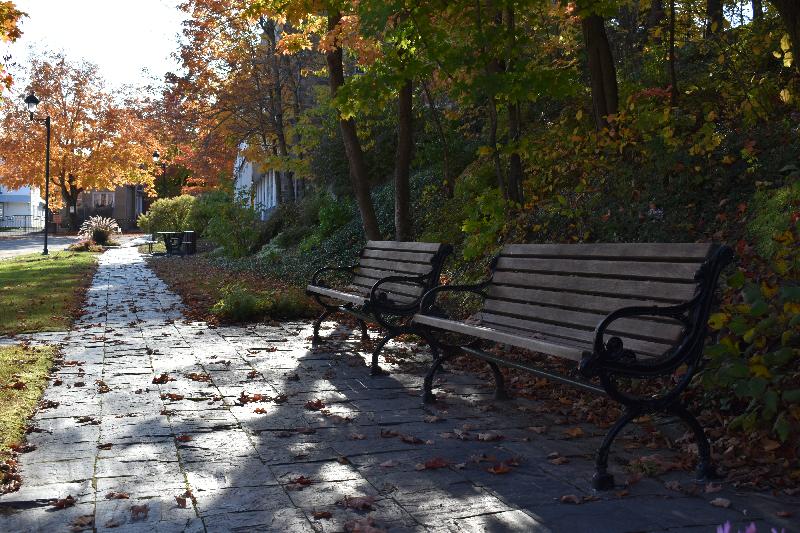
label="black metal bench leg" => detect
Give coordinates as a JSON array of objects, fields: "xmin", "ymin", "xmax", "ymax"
[
  {"xmin": 667, "ymin": 402, "xmax": 716, "ymax": 481},
  {"xmin": 593, "ymin": 408, "xmax": 638, "ymax": 490},
  {"xmin": 486, "ymin": 361, "xmax": 510, "ymax": 400},
  {"xmin": 312, "ymin": 310, "xmax": 332, "ymax": 343},
  {"xmin": 370, "ymin": 333, "xmax": 396, "ymax": 376},
  {"xmin": 423, "ymin": 351, "xmax": 453, "ymax": 404},
  {"xmin": 358, "ymin": 319, "xmax": 369, "ymax": 342}
]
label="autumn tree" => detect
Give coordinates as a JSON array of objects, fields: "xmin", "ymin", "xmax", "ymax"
[
  {"xmin": 0, "ymin": 1, "xmax": 24, "ymax": 90},
  {"xmin": 0, "ymin": 53, "xmax": 156, "ymax": 228}
]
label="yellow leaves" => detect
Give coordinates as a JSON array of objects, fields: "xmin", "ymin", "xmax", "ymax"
[
  {"xmin": 780, "ymin": 88, "xmax": 792, "ymax": 104},
  {"xmin": 575, "ymin": 109, "xmax": 583, "ymax": 120},
  {"xmin": 784, "ymin": 302, "xmax": 800, "ymax": 315},
  {"xmin": 477, "ymin": 146, "xmax": 492, "ymax": 156},
  {"xmin": 708, "ymin": 312, "xmax": 728, "ymax": 330}
]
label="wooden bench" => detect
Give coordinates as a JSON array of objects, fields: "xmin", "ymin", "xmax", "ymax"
[
  {"xmin": 413, "ymin": 242, "xmax": 733, "ymax": 490},
  {"xmin": 307, "ymin": 240, "xmax": 452, "ymax": 374}
]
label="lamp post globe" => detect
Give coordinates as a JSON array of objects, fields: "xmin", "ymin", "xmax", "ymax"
[
  {"xmin": 24, "ymin": 92, "xmax": 40, "ymax": 117},
  {"xmin": 152, "ymin": 150, "xmax": 160, "ymax": 163}
]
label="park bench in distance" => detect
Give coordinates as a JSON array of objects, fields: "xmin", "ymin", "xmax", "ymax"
[
  {"xmin": 413, "ymin": 242, "xmax": 733, "ymax": 490},
  {"xmin": 307, "ymin": 240, "xmax": 452, "ymax": 374}
]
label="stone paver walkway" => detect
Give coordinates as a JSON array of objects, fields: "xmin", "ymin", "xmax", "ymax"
[{"xmin": 1, "ymin": 247, "xmax": 797, "ymax": 533}]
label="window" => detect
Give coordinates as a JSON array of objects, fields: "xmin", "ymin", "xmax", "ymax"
[
  {"xmin": 93, "ymin": 192, "xmax": 114, "ymax": 208},
  {"xmin": 0, "ymin": 203, "xmax": 3, "ymax": 217}
]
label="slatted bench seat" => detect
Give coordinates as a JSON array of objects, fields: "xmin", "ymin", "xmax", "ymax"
[
  {"xmin": 413, "ymin": 242, "xmax": 733, "ymax": 490},
  {"xmin": 307, "ymin": 240, "xmax": 452, "ymax": 374}
]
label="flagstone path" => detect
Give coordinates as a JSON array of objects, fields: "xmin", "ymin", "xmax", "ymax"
[{"xmin": 0, "ymin": 246, "xmax": 797, "ymax": 533}]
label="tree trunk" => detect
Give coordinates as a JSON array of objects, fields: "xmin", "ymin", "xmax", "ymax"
[
  {"xmin": 582, "ymin": 14, "xmax": 619, "ymax": 130},
  {"xmin": 669, "ymin": 0, "xmax": 678, "ymax": 105},
  {"xmin": 752, "ymin": 0, "xmax": 763, "ymax": 21},
  {"xmin": 394, "ymin": 79, "xmax": 413, "ymax": 241},
  {"xmin": 325, "ymin": 12, "xmax": 380, "ymax": 241},
  {"xmin": 422, "ymin": 81, "xmax": 453, "ymax": 198},
  {"xmin": 504, "ymin": 6, "xmax": 524, "ymax": 206},
  {"xmin": 705, "ymin": 0, "xmax": 724, "ymax": 36},
  {"xmin": 487, "ymin": 98, "xmax": 506, "ymax": 199},
  {"xmin": 770, "ymin": 0, "xmax": 800, "ymax": 71}
]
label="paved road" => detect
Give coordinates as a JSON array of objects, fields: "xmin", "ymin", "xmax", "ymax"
[
  {"xmin": 0, "ymin": 246, "xmax": 796, "ymax": 532},
  {"xmin": 0, "ymin": 234, "xmax": 81, "ymax": 259}
]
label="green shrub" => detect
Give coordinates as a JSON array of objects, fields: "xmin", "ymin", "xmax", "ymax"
[
  {"xmin": 748, "ymin": 177, "xmax": 800, "ymax": 257},
  {"xmin": 137, "ymin": 195, "xmax": 196, "ymax": 235},
  {"xmin": 79, "ymin": 216, "xmax": 120, "ymax": 245},
  {"xmin": 704, "ymin": 224, "xmax": 800, "ymax": 445},
  {"xmin": 210, "ymin": 285, "xmax": 261, "ymax": 322},
  {"xmin": 210, "ymin": 284, "xmax": 316, "ymax": 323},
  {"xmin": 189, "ymin": 190, "xmax": 230, "ymax": 237},
  {"xmin": 203, "ymin": 195, "xmax": 262, "ymax": 258}
]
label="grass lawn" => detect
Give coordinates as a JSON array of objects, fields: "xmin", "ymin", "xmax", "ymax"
[
  {"xmin": 0, "ymin": 251, "xmax": 98, "ymax": 335},
  {"xmin": 0, "ymin": 344, "xmax": 56, "ymax": 469}
]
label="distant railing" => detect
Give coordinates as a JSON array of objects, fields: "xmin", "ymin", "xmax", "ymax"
[{"xmin": 0, "ymin": 215, "xmax": 46, "ymax": 237}]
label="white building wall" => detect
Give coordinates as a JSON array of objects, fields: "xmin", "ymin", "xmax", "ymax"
[{"xmin": 0, "ymin": 185, "xmax": 46, "ymax": 227}]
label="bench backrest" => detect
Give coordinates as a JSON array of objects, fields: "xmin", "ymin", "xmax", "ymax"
[
  {"xmin": 349, "ymin": 241, "xmax": 452, "ymax": 306},
  {"xmin": 481, "ymin": 243, "xmax": 722, "ymax": 359}
]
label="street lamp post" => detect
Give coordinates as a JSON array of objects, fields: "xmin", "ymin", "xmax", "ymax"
[{"xmin": 24, "ymin": 92, "xmax": 51, "ymax": 256}]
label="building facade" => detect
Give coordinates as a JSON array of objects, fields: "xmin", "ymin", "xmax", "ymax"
[
  {"xmin": 0, "ymin": 185, "xmax": 46, "ymax": 230},
  {"xmin": 233, "ymin": 147, "xmax": 306, "ymax": 219},
  {"xmin": 69, "ymin": 185, "xmax": 147, "ymax": 230}
]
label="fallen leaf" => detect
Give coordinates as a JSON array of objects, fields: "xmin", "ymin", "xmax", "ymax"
[
  {"xmin": 97, "ymin": 443, "xmax": 113, "ymax": 450},
  {"xmin": 105, "ymin": 491, "xmax": 130, "ymax": 500},
  {"xmin": 161, "ymin": 393, "xmax": 184, "ymax": 401},
  {"xmin": 549, "ymin": 456, "xmax": 569, "ymax": 465},
  {"xmin": 415, "ymin": 457, "xmax": 449, "ymax": 470},
  {"xmin": 187, "ymin": 372, "xmax": 211, "ymax": 382},
  {"xmin": 560, "ymin": 494, "xmax": 581, "ymax": 504},
  {"xmin": 528, "ymin": 426, "xmax": 547, "ymax": 434},
  {"xmin": 338, "ymin": 495, "xmax": 376, "ymax": 511},
  {"xmin": 705, "ymin": 482, "xmax": 723, "ymax": 493},
  {"xmin": 289, "ymin": 476, "xmax": 313, "ymax": 486},
  {"xmin": 351, "ymin": 433, "xmax": 367, "ymax": 440},
  {"xmin": 776, "ymin": 511, "xmax": 793, "ymax": 518},
  {"xmin": 175, "ymin": 495, "xmax": 187, "ymax": 508},
  {"xmin": 665, "ymin": 480, "xmax": 682, "ymax": 492},
  {"xmin": 152, "ymin": 373, "xmax": 174, "ymax": 384},
  {"xmin": 380, "ymin": 429, "xmax": 399, "ymax": 438},
  {"xmin": 70, "ymin": 514, "xmax": 94, "ymax": 532},
  {"xmin": 563, "ymin": 427, "xmax": 585, "ymax": 438},
  {"xmin": 379, "ymin": 460, "xmax": 397, "ymax": 468},
  {"xmin": 130, "ymin": 504, "xmax": 149, "ymax": 521},
  {"xmin": 96, "ymin": 380, "xmax": 111, "ymax": 393},
  {"xmin": 304, "ymin": 399, "xmax": 325, "ymax": 411},
  {"xmin": 254, "ymin": 408, "xmax": 267, "ymax": 414},
  {"xmin": 423, "ymin": 415, "xmax": 442, "ymax": 423},
  {"xmin": 401, "ymin": 435, "xmax": 423, "ymax": 445},
  {"xmin": 487, "ymin": 463, "xmax": 513, "ymax": 475},
  {"xmin": 710, "ymin": 498, "xmax": 731, "ymax": 508},
  {"xmin": 313, "ymin": 510, "xmax": 333, "ymax": 520},
  {"xmin": 477, "ymin": 431, "xmax": 503, "ymax": 442},
  {"xmin": 176, "ymin": 435, "xmax": 192, "ymax": 443},
  {"xmin": 51, "ymin": 495, "xmax": 76, "ymax": 509}
]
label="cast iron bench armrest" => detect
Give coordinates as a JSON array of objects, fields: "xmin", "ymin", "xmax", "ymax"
[
  {"xmin": 580, "ymin": 299, "xmax": 697, "ymax": 378},
  {"xmin": 419, "ymin": 279, "xmax": 492, "ymax": 315},
  {"xmin": 369, "ymin": 274, "xmax": 429, "ymax": 314},
  {"xmin": 310, "ymin": 265, "xmax": 358, "ymax": 287}
]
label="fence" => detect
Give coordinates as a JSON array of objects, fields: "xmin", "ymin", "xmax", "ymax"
[{"xmin": 0, "ymin": 215, "xmax": 45, "ymax": 237}]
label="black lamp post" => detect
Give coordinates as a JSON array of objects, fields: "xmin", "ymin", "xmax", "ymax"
[{"xmin": 24, "ymin": 92, "xmax": 51, "ymax": 256}]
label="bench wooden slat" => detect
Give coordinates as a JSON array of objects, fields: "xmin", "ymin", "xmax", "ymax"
[
  {"xmin": 359, "ymin": 258, "xmax": 433, "ymax": 275},
  {"xmin": 350, "ymin": 279, "xmax": 425, "ymax": 298},
  {"xmin": 413, "ymin": 314, "xmax": 586, "ymax": 361},
  {"xmin": 362, "ymin": 248, "xmax": 438, "ymax": 264},
  {"xmin": 502, "ymin": 243, "xmax": 714, "ymax": 262},
  {"xmin": 496, "ymin": 257, "xmax": 702, "ymax": 282},
  {"xmin": 306, "ymin": 286, "xmax": 367, "ymax": 307},
  {"xmin": 348, "ymin": 283, "xmax": 419, "ymax": 305},
  {"xmin": 478, "ymin": 312, "xmax": 672, "ymax": 358},
  {"xmin": 366, "ymin": 240, "xmax": 443, "ymax": 252},
  {"xmin": 491, "ymin": 271, "xmax": 696, "ymax": 303},
  {"xmin": 487, "ymin": 285, "xmax": 678, "ymax": 316},
  {"xmin": 482, "ymin": 299, "xmax": 684, "ymax": 344}
]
